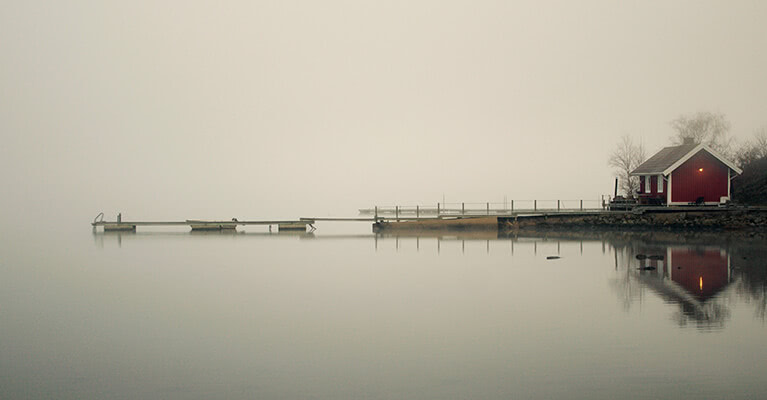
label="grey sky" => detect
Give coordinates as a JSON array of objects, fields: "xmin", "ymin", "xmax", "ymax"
[{"xmin": 2, "ymin": 1, "xmax": 766, "ymax": 222}]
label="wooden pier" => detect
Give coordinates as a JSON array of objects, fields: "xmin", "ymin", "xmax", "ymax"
[
  {"xmin": 88, "ymin": 197, "xmax": 631, "ymax": 233},
  {"xmin": 92, "ymin": 216, "xmax": 317, "ymax": 232},
  {"xmin": 91, "ymin": 209, "xmax": 610, "ymax": 233},
  {"xmin": 360, "ymin": 199, "xmax": 608, "ymax": 218}
]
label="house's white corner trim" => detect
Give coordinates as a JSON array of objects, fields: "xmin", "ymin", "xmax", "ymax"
[
  {"xmin": 728, "ymin": 168, "xmax": 731, "ymax": 198},
  {"xmin": 666, "ymin": 173, "xmax": 672, "ymax": 206}
]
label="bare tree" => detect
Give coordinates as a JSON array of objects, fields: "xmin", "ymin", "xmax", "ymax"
[
  {"xmin": 670, "ymin": 111, "xmax": 734, "ymax": 158},
  {"xmin": 608, "ymin": 135, "xmax": 646, "ymax": 197},
  {"xmin": 735, "ymin": 127, "xmax": 767, "ymax": 168}
]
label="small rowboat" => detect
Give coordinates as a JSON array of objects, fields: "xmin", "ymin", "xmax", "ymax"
[{"xmin": 186, "ymin": 220, "xmax": 238, "ymax": 231}]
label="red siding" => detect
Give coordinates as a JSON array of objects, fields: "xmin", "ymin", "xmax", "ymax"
[{"xmin": 670, "ymin": 151, "xmax": 729, "ymax": 203}]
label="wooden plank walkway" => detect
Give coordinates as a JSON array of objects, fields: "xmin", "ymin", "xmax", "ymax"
[
  {"xmin": 92, "ymin": 211, "xmax": 616, "ymax": 232},
  {"xmin": 92, "ymin": 206, "xmax": 680, "ymax": 233},
  {"xmin": 91, "ymin": 220, "xmax": 316, "ymax": 226},
  {"xmin": 92, "ymin": 218, "xmax": 316, "ymax": 232}
]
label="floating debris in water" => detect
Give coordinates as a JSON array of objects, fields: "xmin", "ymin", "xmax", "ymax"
[{"xmin": 546, "ymin": 256, "xmax": 561, "ymax": 260}]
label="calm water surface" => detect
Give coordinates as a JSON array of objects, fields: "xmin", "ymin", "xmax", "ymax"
[{"xmin": 1, "ymin": 223, "xmax": 766, "ymax": 399}]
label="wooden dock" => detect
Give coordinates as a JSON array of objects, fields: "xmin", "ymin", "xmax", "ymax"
[
  {"xmin": 92, "ymin": 217, "xmax": 317, "ymax": 232},
  {"xmin": 360, "ymin": 199, "xmax": 607, "ymax": 218},
  {"xmin": 91, "ymin": 210, "xmax": 612, "ymax": 233}
]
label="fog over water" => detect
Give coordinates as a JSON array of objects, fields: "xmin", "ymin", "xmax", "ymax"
[
  {"xmin": 3, "ymin": 226, "xmax": 767, "ymax": 399},
  {"xmin": 2, "ymin": 1, "xmax": 767, "ymax": 223},
  {"xmin": 2, "ymin": 2, "xmax": 767, "ymax": 399}
]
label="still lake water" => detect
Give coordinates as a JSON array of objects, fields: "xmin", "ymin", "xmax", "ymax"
[{"xmin": 2, "ymin": 222, "xmax": 767, "ymax": 399}]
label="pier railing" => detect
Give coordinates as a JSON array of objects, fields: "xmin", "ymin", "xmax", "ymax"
[{"xmin": 360, "ymin": 200, "xmax": 606, "ymax": 218}]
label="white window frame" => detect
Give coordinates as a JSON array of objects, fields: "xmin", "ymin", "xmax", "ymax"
[
  {"xmin": 644, "ymin": 176, "xmax": 650, "ymax": 193},
  {"xmin": 658, "ymin": 175, "xmax": 664, "ymax": 193}
]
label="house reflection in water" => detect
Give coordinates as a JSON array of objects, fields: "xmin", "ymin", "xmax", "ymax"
[
  {"xmin": 667, "ymin": 247, "xmax": 730, "ymax": 302},
  {"xmin": 631, "ymin": 244, "xmax": 732, "ymax": 329}
]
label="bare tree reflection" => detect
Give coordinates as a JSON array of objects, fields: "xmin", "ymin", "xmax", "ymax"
[{"xmin": 730, "ymin": 244, "xmax": 767, "ymax": 321}]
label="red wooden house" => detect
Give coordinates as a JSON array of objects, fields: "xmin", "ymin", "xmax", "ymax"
[{"xmin": 630, "ymin": 139, "xmax": 742, "ymax": 206}]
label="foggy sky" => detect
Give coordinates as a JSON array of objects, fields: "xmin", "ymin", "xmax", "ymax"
[{"xmin": 2, "ymin": 1, "xmax": 767, "ymax": 223}]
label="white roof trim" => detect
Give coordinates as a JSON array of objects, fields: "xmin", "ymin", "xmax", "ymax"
[
  {"xmin": 630, "ymin": 170, "xmax": 665, "ymax": 176},
  {"xmin": 661, "ymin": 144, "xmax": 743, "ymax": 176}
]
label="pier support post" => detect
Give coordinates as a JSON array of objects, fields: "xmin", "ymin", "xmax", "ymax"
[
  {"xmin": 511, "ymin": 200, "xmax": 514, "ymax": 213},
  {"xmin": 437, "ymin": 203, "xmax": 440, "ymax": 216},
  {"xmin": 534, "ymin": 200, "xmax": 537, "ymax": 211},
  {"xmin": 487, "ymin": 202, "xmax": 490, "ymax": 215},
  {"xmin": 375, "ymin": 206, "xmax": 378, "ymax": 220},
  {"xmin": 395, "ymin": 206, "xmax": 399, "ymax": 221},
  {"xmin": 416, "ymin": 205, "xmax": 419, "ymax": 218},
  {"xmin": 462, "ymin": 202, "xmax": 465, "ymax": 215},
  {"xmin": 580, "ymin": 200, "xmax": 583, "ymax": 210},
  {"xmin": 557, "ymin": 200, "xmax": 560, "ymax": 211}
]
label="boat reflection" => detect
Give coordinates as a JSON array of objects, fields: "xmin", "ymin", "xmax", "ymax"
[{"xmin": 92, "ymin": 229, "xmax": 316, "ymax": 248}]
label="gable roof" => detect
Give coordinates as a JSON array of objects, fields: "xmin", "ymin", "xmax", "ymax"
[{"xmin": 630, "ymin": 143, "xmax": 743, "ymax": 176}]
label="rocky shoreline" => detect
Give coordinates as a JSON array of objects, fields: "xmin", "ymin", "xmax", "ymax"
[{"xmin": 499, "ymin": 209, "xmax": 767, "ymax": 233}]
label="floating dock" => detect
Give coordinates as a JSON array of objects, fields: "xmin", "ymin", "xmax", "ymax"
[{"xmin": 92, "ymin": 217, "xmax": 318, "ymax": 232}]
